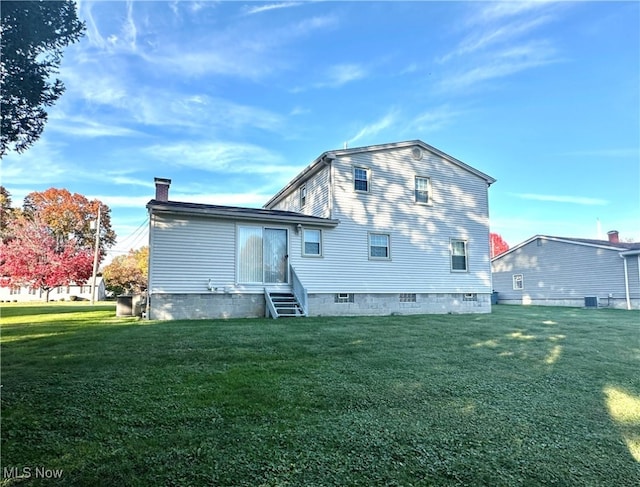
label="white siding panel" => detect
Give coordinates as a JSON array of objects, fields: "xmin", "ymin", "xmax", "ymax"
[
  {"xmin": 290, "ymin": 146, "xmax": 492, "ymax": 294},
  {"xmin": 269, "ymin": 166, "xmax": 330, "ymax": 218},
  {"xmin": 149, "ymin": 214, "xmax": 236, "ymax": 293},
  {"xmin": 492, "ymin": 239, "xmax": 631, "ymax": 302}
]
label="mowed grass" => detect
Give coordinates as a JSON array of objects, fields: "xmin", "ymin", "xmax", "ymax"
[{"xmin": 1, "ymin": 303, "xmax": 639, "ymax": 486}]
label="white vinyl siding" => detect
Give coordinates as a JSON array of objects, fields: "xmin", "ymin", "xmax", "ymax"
[
  {"xmin": 267, "ymin": 166, "xmax": 331, "ymax": 218},
  {"xmin": 149, "ymin": 214, "xmax": 237, "ymax": 293},
  {"xmin": 492, "ymin": 238, "xmax": 639, "ymax": 303},
  {"xmin": 149, "ymin": 144, "xmax": 494, "ymax": 299},
  {"xmin": 288, "ymin": 146, "xmax": 492, "ymax": 294}
]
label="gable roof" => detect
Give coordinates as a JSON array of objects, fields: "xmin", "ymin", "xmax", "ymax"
[
  {"xmin": 492, "ymin": 234, "xmax": 640, "ymax": 261},
  {"xmin": 264, "ymin": 139, "xmax": 496, "ymax": 209},
  {"xmin": 146, "ymin": 199, "xmax": 339, "ymax": 227}
]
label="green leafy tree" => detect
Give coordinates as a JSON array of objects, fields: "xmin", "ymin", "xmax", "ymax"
[
  {"xmin": 103, "ymin": 247, "xmax": 149, "ymax": 296},
  {"xmin": 0, "ymin": 186, "xmax": 21, "ymax": 242},
  {"xmin": 1, "ymin": 0, "xmax": 85, "ymax": 156}
]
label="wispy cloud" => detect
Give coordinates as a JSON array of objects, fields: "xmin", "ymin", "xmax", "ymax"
[
  {"xmin": 317, "ymin": 63, "xmax": 367, "ymax": 88},
  {"xmin": 440, "ymin": 15, "xmax": 553, "ymax": 63},
  {"xmin": 48, "ymin": 114, "xmax": 142, "ymax": 138},
  {"xmin": 513, "ymin": 193, "xmax": 609, "ymax": 206},
  {"xmin": 558, "ymin": 148, "xmax": 640, "ymax": 158},
  {"xmin": 90, "ymin": 195, "xmax": 152, "ymax": 209},
  {"xmin": 103, "ymin": 172, "xmax": 156, "ymax": 189},
  {"xmin": 143, "ymin": 47, "xmax": 277, "ymax": 79},
  {"xmin": 244, "ymin": 2, "xmax": 303, "ymax": 15},
  {"xmin": 471, "ymin": 1, "xmax": 557, "ymax": 25},
  {"xmin": 347, "ymin": 111, "xmax": 397, "ymax": 146},
  {"xmin": 78, "ymin": 0, "xmax": 138, "ymax": 53},
  {"xmin": 79, "ymin": 0, "xmax": 108, "ymax": 49},
  {"xmin": 437, "ymin": 1, "xmax": 564, "ymax": 93},
  {"xmin": 58, "ymin": 59, "xmax": 286, "ymax": 133},
  {"xmin": 408, "ymin": 105, "xmax": 464, "ymax": 133},
  {"xmin": 122, "ymin": 0, "xmax": 137, "ymax": 51},
  {"xmin": 140, "ymin": 141, "xmax": 297, "ymax": 175},
  {"xmin": 439, "ymin": 41, "xmax": 560, "ymax": 92},
  {"xmin": 0, "ymin": 139, "xmax": 72, "ymax": 186}
]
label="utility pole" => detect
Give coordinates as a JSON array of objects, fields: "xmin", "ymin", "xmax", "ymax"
[{"xmin": 90, "ymin": 205, "xmax": 101, "ymax": 305}]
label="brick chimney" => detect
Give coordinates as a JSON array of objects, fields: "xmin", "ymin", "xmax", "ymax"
[
  {"xmin": 607, "ymin": 230, "xmax": 619, "ymax": 243},
  {"xmin": 154, "ymin": 177, "xmax": 171, "ymax": 202}
]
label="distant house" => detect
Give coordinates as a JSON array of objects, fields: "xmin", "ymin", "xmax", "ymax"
[
  {"xmin": 146, "ymin": 140, "xmax": 496, "ymax": 320},
  {"xmin": 491, "ymin": 231, "xmax": 640, "ymax": 310},
  {"xmin": 0, "ymin": 277, "xmax": 106, "ymax": 303}
]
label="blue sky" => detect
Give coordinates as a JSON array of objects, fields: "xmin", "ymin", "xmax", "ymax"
[{"xmin": 2, "ymin": 0, "xmax": 639, "ymax": 261}]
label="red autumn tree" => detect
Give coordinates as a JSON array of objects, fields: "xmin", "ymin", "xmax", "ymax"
[
  {"xmin": 0, "ymin": 216, "xmax": 94, "ymax": 301},
  {"xmin": 490, "ymin": 232, "xmax": 510, "ymax": 258},
  {"xmin": 23, "ymin": 187, "xmax": 116, "ymax": 256}
]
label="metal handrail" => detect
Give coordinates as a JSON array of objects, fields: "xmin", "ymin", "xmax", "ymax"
[
  {"xmin": 264, "ymin": 288, "xmax": 279, "ymax": 319},
  {"xmin": 290, "ymin": 265, "xmax": 308, "ymax": 316}
]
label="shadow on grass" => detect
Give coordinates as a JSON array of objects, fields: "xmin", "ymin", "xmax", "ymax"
[{"xmin": 465, "ymin": 306, "xmax": 640, "ymax": 468}]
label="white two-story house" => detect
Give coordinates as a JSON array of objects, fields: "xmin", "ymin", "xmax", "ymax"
[{"xmin": 146, "ymin": 140, "xmax": 496, "ymax": 320}]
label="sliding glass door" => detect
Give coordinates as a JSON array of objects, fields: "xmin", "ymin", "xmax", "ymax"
[{"xmin": 237, "ymin": 226, "xmax": 288, "ymax": 284}]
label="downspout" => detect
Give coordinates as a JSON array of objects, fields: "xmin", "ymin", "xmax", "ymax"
[
  {"xmin": 621, "ymin": 254, "xmax": 631, "ymax": 310},
  {"xmin": 323, "ymin": 152, "xmax": 336, "ymax": 220},
  {"xmin": 146, "ymin": 211, "xmax": 153, "ymax": 319}
]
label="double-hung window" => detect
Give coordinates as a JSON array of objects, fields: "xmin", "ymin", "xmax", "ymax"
[
  {"xmin": 303, "ymin": 229, "xmax": 322, "ymax": 257},
  {"xmin": 450, "ymin": 239, "xmax": 468, "ymax": 272},
  {"xmin": 513, "ymin": 274, "xmax": 524, "ymax": 290},
  {"xmin": 299, "ymin": 184, "xmax": 307, "ymax": 208},
  {"xmin": 415, "ymin": 176, "xmax": 431, "ymax": 204},
  {"xmin": 369, "ymin": 233, "xmax": 390, "ymax": 259},
  {"xmin": 354, "ymin": 166, "xmax": 370, "ymax": 192}
]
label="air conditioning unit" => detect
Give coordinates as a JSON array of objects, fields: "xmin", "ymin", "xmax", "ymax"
[{"xmin": 584, "ymin": 296, "xmax": 599, "ymax": 308}]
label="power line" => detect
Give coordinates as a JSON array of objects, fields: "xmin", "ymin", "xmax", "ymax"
[
  {"xmin": 107, "ymin": 218, "xmax": 149, "ymax": 256},
  {"xmin": 114, "ymin": 218, "xmax": 148, "ymax": 249}
]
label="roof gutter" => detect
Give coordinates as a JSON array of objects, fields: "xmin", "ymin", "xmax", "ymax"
[
  {"xmin": 147, "ymin": 201, "xmax": 340, "ymax": 227},
  {"xmin": 264, "ymin": 152, "xmax": 335, "ymax": 209}
]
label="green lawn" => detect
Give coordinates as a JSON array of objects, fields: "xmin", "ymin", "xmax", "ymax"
[{"xmin": 1, "ymin": 303, "xmax": 639, "ymax": 486}]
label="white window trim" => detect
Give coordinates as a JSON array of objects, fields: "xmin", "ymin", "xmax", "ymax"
[
  {"xmin": 299, "ymin": 183, "xmax": 307, "ymax": 208},
  {"xmin": 369, "ymin": 232, "xmax": 391, "ymax": 260},
  {"xmin": 236, "ymin": 225, "xmax": 290, "ymax": 284},
  {"xmin": 513, "ymin": 274, "xmax": 524, "ymax": 290},
  {"xmin": 353, "ymin": 166, "xmax": 371, "ymax": 193},
  {"xmin": 415, "ymin": 176, "xmax": 432, "ymax": 205},
  {"xmin": 450, "ymin": 238, "xmax": 468, "ymax": 272},
  {"xmin": 302, "ymin": 228, "xmax": 323, "ymax": 258}
]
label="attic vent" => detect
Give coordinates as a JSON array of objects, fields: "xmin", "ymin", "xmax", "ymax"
[
  {"xmin": 584, "ymin": 296, "xmax": 599, "ymax": 308},
  {"xmin": 411, "ymin": 147, "xmax": 423, "ymax": 161}
]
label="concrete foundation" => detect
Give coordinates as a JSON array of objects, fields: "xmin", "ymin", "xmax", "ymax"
[
  {"xmin": 497, "ymin": 297, "xmax": 638, "ymax": 310},
  {"xmin": 148, "ymin": 292, "xmax": 491, "ymax": 320}
]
